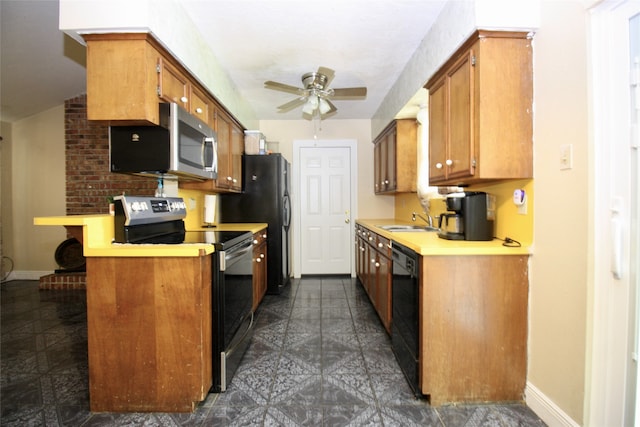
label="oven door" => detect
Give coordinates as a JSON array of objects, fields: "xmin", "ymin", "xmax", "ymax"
[{"xmin": 212, "ymin": 237, "xmax": 254, "ymax": 392}]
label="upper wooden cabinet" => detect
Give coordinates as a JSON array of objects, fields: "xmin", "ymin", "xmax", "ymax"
[
  {"xmin": 373, "ymin": 119, "xmax": 418, "ymax": 194},
  {"xmin": 85, "ymin": 33, "xmax": 230, "ymax": 130},
  {"xmin": 84, "ymin": 33, "xmax": 245, "ymax": 193},
  {"xmin": 157, "ymin": 57, "xmax": 190, "ymax": 112},
  {"xmin": 85, "ymin": 33, "xmax": 192, "ymax": 125},
  {"xmin": 213, "ymin": 106, "xmax": 243, "ymax": 192},
  {"xmin": 426, "ymin": 31, "xmax": 533, "ymax": 186}
]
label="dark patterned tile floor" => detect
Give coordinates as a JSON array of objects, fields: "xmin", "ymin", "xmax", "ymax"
[{"xmin": 1, "ymin": 278, "xmax": 547, "ymax": 426}]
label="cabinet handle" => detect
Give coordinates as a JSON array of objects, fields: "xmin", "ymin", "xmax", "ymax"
[
  {"xmin": 446, "ymin": 159, "xmax": 453, "ymax": 166},
  {"xmin": 260, "ymin": 253, "xmax": 265, "ymax": 258},
  {"xmin": 378, "ymin": 242, "xmax": 383, "ymax": 248},
  {"xmin": 227, "ymin": 176, "xmax": 233, "ymax": 181},
  {"xmin": 384, "ymin": 179, "xmax": 389, "ymax": 184},
  {"xmin": 262, "ymin": 233, "xmax": 267, "ymax": 238},
  {"xmin": 253, "ymin": 239, "xmax": 259, "ymax": 244},
  {"xmin": 436, "ymin": 162, "xmax": 443, "ymax": 169},
  {"xmin": 195, "ymin": 107, "xmax": 203, "ymax": 114},
  {"xmin": 375, "ymin": 262, "xmax": 380, "ymax": 268},
  {"xmin": 256, "ymin": 258, "xmax": 262, "ymax": 263},
  {"xmin": 180, "ymin": 96, "xmax": 188, "ymax": 103}
]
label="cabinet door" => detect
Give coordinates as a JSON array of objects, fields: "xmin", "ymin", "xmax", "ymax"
[
  {"xmin": 428, "ymin": 76, "xmax": 447, "ymax": 183},
  {"xmin": 252, "ymin": 230, "xmax": 267, "ymax": 311},
  {"xmin": 384, "ymin": 128, "xmax": 397, "ymax": 191},
  {"xmin": 190, "ymin": 85, "xmax": 212, "ymax": 126},
  {"xmin": 377, "ymin": 252, "xmax": 392, "ymax": 333},
  {"xmin": 214, "ymin": 108, "xmax": 232, "ymax": 189},
  {"xmin": 230, "ymin": 123, "xmax": 244, "ymax": 192},
  {"xmin": 374, "ymin": 142, "xmax": 382, "ymax": 193},
  {"xmin": 447, "ymin": 50, "xmax": 475, "ymax": 180},
  {"xmin": 157, "ymin": 57, "xmax": 189, "ymax": 110}
]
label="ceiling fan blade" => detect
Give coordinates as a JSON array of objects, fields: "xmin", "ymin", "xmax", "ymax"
[
  {"xmin": 331, "ymin": 87, "xmax": 367, "ymax": 99},
  {"xmin": 264, "ymin": 80, "xmax": 306, "ymax": 95},
  {"xmin": 277, "ymin": 97, "xmax": 307, "ymax": 112},
  {"xmin": 317, "ymin": 66, "xmax": 335, "ymax": 88}
]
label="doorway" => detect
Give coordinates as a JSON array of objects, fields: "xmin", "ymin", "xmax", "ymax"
[{"xmin": 292, "ymin": 140, "xmax": 358, "ymax": 278}]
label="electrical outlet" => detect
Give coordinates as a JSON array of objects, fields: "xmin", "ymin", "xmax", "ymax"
[
  {"xmin": 560, "ymin": 144, "xmax": 573, "ymax": 170},
  {"xmin": 513, "ymin": 189, "xmax": 527, "ymax": 215}
]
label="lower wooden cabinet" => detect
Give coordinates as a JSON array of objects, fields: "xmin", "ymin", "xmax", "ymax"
[
  {"xmin": 355, "ymin": 225, "xmax": 392, "ymax": 333},
  {"xmin": 252, "ymin": 228, "xmax": 268, "ymax": 311},
  {"xmin": 85, "ymin": 255, "xmax": 212, "ymax": 412},
  {"xmin": 420, "ymin": 255, "xmax": 528, "ymax": 405},
  {"xmin": 355, "ymin": 223, "xmax": 529, "ymax": 405}
]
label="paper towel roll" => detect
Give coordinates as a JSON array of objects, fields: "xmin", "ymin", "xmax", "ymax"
[{"xmin": 204, "ymin": 195, "xmax": 216, "ymax": 225}]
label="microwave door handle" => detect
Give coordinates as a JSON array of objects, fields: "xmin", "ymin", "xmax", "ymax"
[
  {"xmin": 203, "ymin": 136, "xmax": 217, "ymax": 173},
  {"xmin": 212, "ymin": 138, "xmax": 218, "ymax": 173}
]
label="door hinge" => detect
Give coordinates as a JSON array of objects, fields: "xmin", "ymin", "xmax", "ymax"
[
  {"xmin": 472, "ymin": 158, "xmax": 477, "ymax": 168},
  {"xmin": 471, "ymin": 55, "xmax": 476, "ymax": 66}
]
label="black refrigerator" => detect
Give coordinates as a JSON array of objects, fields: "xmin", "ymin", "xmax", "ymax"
[{"xmin": 219, "ymin": 154, "xmax": 291, "ymax": 294}]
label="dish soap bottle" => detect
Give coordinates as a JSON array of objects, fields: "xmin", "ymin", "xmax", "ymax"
[{"xmin": 155, "ymin": 177, "xmax": 165, "ymax": 197}]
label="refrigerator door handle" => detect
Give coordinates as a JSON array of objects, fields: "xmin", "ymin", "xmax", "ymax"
[{"xmin": 283, "ymin": 193, "xmax": 291, "ymax": 230}]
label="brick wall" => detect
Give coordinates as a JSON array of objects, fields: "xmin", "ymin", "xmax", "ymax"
[{"xmin": 64, "ymin": 94, "xmax": 156, "ymax": 215}]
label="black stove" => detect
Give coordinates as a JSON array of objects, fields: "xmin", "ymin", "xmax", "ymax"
[{"xmin": 113, "ymin": 195, "xmax": 250, "ymax": 248}]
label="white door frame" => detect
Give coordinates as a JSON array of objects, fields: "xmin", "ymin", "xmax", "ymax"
[
  {"xmin": 292, "ymin": 139, "xmax": 358, "ymax": 278},
  {"xmin": 587, "ymin": 1, "xmax": 639, "ymax": 425}
]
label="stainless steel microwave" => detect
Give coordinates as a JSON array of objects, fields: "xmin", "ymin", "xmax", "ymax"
[{"xmin": 109, "ymin": 103, "xmax": 218, "ymax": 181}]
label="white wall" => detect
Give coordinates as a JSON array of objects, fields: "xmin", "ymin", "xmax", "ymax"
[
  {"xmin": 528, "ymin": 2, "xmax": 590, "ymax": 424},
  {"xmin": 3, "ymin": 106, "xmax": 67, "ymax": 277}
]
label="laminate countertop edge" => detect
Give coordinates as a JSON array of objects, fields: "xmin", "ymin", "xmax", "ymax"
[{"xmin": 356, "ymin": 219, "xmax": 532, "ymax": 256}]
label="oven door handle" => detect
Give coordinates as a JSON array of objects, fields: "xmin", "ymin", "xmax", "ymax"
[{"xmin": 219, "ymin": 240, "xmax": 253, "ymax": 271}]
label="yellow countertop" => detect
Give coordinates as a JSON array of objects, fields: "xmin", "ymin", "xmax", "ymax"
[
  {"xmin": 34, "ymin": 215, "xmax": 267, "ymax": 257},
  {"xmin": 356, "ymin": 219, "xmax": 531, "ymax": 256}
]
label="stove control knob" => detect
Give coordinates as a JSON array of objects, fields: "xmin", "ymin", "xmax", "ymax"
[{"xmin": 131, "ymin": 202, "xmax": 141, "ymax": 211}]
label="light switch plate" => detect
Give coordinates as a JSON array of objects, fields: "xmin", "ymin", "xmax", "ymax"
[{"xmin": 560, "ymin": 144, "xmax": 573, "ymax": 170}]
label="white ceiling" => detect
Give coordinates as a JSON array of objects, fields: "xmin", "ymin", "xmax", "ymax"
[{"xmin": 0, "ymin": 0, "xmax": 444, "ymax": 124}]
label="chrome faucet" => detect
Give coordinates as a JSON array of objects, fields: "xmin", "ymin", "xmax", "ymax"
[{"xmin": 412, "ymin": 212, "xmax": 433, "ymax": 228}]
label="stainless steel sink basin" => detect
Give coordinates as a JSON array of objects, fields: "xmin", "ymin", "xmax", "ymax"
[{"xmin": 377, "ymin": 224, "xmax": 439, "ymax": 232}]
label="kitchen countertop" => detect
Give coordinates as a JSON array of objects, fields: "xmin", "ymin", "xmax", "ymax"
[
  {"xmin": 356, "ymin": 219, "xmax": 531, "ymax": 256},
  {"xmin": 34, "ymin": 215, "xmax": 267, "ymax": 257}
]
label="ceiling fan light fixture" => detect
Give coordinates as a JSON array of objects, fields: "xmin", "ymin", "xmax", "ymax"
[
  {"xmin": 264, "ymin": 66, "xmax": 367, "ymax": 119},
  {"xmin": 319, "ymin": 97, "xmax": 331, "ymax": 115},
  {"xmin": 302, "ymin": 96, "xmax": 317, "ymax": 115}
]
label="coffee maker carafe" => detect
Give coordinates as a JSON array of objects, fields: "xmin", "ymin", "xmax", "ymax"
[{"xmin": 437, "ymin": 191, "xmax": 495, "ymax": 241}]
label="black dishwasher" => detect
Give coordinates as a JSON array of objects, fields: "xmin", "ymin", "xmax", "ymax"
[{"xmin": 390, "ymin": 241, "xmax": 421, "ymax": 397}]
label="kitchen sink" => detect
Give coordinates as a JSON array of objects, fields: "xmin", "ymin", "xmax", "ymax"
[{"xmin": 377, "ymin": 224, "xmax": 439, "ymax": 232}]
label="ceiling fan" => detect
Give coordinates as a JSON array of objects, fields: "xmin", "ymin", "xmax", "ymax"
[{"xmin": 264, "ymin": 66, "xmax": 367, "ymax": 119}]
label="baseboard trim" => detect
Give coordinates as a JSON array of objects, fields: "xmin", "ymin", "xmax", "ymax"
[{"xmin": 526, "ymin": 381, "xmax": 580, "ymax": 427}]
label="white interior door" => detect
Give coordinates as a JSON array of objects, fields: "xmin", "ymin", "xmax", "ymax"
[
  {"xmin": 293, "ymin": 141, "xmax": 356, "ymax": 276},
  {"xmin": 589, "ymin": 2, "xmax": 640, "ymax": 426}
]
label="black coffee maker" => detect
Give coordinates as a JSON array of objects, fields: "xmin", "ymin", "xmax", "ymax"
[{"xmin": 438, "ymin": 191, "xmax": 495, "ymax": 241}]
